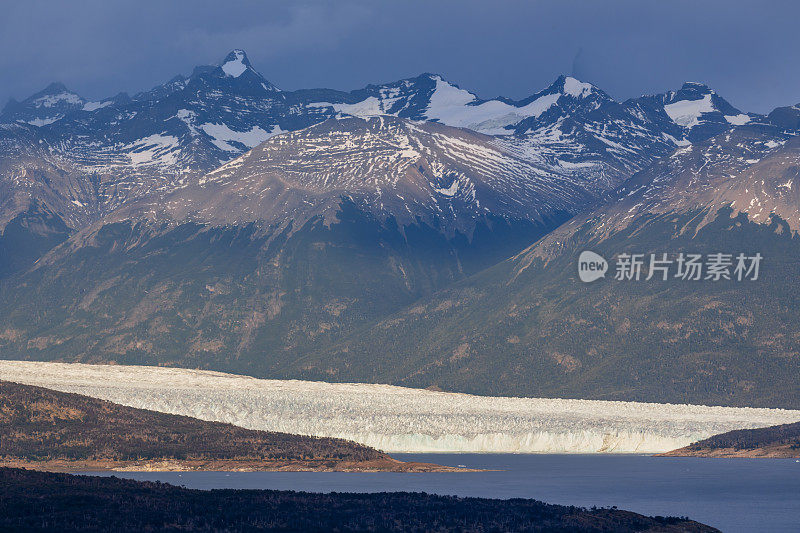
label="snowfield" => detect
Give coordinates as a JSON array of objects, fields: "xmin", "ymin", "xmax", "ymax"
[
  {"xmin": 1, "ymin": 360, "xmax": 798, "ymax": 454},
  {"xmin": 663, "ymin": 93, "xmax": 715, "ymax": 128},
  {"xmin": 308, "ymin": 75, "xmax": 593, "ymax": 136}
]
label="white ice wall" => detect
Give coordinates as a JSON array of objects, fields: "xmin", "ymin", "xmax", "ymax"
[{"xmin": 2, "ymin": 360, "xmax": 798, "ymax": 454}]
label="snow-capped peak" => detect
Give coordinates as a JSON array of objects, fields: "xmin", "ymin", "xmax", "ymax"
[
  {"xmin": 667, "ymin": 82, "xmax": 715, "ymax": 102},
  {"xmin": 562, "ymin": 76, "xmax": 594, "ymax": 98},
  {"xmin": 422, "ymin": 76, "xmax": 570, "ymax": 135},
  {"xmin": 30, "ymin": 83, "xmax": 84, "ymax": 108},
  {"xmin": 661, "ymin": 82, "xmax": 744, "ymax": 130},
  {"xmin": 220, "ymin": 49, "xmax": 251, "ymax": 78},
  {"xmin": 215, "ymin": 49, "xmax": 279, "ymax": 91},
  {"xmin": 0, "ymin": 82, "xmax": 87, "ymax": 127},
  {"xmin": 540, "ymin": 75, "xmax": 597, "ymax": 100}
]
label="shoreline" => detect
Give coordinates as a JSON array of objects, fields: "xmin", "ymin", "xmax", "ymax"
[
  {"xmin": 0, "ymin": 457, "xmax": 484, "ymax": 473},
  {"xmin": 657, "ymin": 446, "xmax": 800, "ymax": 458}
]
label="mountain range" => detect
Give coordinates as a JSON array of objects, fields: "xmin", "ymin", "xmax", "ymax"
[
  {"xmin": 1, "ymin": 49, "xmax": 798, "ymax": 407},
  {"xmin": 0, "ymin": 50, "xmax": 759, "ymax": 236},
  {"xmin": 298, "ymin": 123, "xmax": 800, "ymax": 407}
]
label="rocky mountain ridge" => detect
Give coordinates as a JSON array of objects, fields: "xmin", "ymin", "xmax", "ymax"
[{"xmin": 0, "ymin": 49, "xmax": 768, "ymax": 238}]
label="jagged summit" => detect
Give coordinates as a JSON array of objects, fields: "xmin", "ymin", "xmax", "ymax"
[
  {"xmin": 308, "ymin": 73, "xmax": 610, "ymax": 137},
  {"xmin": 170, "ymin": 49, "xmax": 279, "ymax": 92},
  {"xmin": 665, "ymin": 81, "xmax": 746, "ymax": 128},
  {"xmin": 34, "ymin": 81, "xmax": 75, "ymax": 95},
  {"xmin": 213, "ymin": 48, "xmax": 280, "ymax": 91},
  {"xmin": 0, "ymin": 81, "xmax": 85, "ymax": 125},
  {"xmin": 220, "ymin": 49, "xmax": 251, "ymax": 77},
  {"xmin": 542, "ymin": 74, "xmax": 596, "ymax": 98},
  {"xmin": 23, "ymin": 82, "xmax": 83, "ymax": 106},
  {"xmin": 617, "ymin": 81, "xmax": 753, "ymax": 143},
  {"xmin": 668, "ymin": 82, "xmax": 723, "ymax": 107},
  {"xmin": 509, "ymin": 74, "xmax": 610, "ymax": 125}
]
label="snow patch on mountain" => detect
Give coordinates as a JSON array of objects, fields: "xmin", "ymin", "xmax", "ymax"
[
  {"xmin": 664, "ymin": 93, "xmax": 715, "ymax": 128},
  {"xmin": 200, "ymin": 122, "xmax": 285, "ymax": 151},
  {"xmin": 308, "ymin": 76, "xmax": 585, "ymax": 135},
  {"xmin": 2, "ymin": 361, "xmax": 798, "ymax": 454},
  {"xmin": 424, "ymin": 77, "xmax": 560, "ymax": 135},
  {"xmin": 24, "ymin": 116, "xmax": 61, "ymax": 127},
  {"xmin": 123, "ymin": 134, "xmax": 180, "ymax": 166},
  {"xmin": 433, "ymin": 180, "xmax": 459, "ymax": 196},
  {"xmin": 725, "ymin": 113, "xmax": 751, "ymax": 125},
  {"xmin": 334, "ymin": 97, "xmax": 384, "ymax": 118},
  {"xmin": 764, "ymin": 139, "xmax": 784, "ymax": 149},
  {"xmin": 32, "ymin": 91, "xmax": 83, "ymax": 108},
  {"xmin": 558, "ymin": 159, "xmax": 598, "ymax": 169},
  {"xmin": 221, "ymin": 50, "xmax": 248, "ymax": 77},
  {"xmin": 82, "ymin": 100, "xmax": 112, "ymax": 112},
  {"xmin": 174, "ymin": 109, "xmax": 198, "ymax": 132},
  {"xmin": 562, "ymin": 76, "xmax": 593, "ymax": 98}
]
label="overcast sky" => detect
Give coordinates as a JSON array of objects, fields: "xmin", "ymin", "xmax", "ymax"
[{"xmin": 2, "ymin": 0, "xmax": 798, "ymax": 113}]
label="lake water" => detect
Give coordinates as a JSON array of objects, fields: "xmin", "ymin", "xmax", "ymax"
[{"xmin": 88, "ymin": 454, "xmax": 800, "ymax": 532}]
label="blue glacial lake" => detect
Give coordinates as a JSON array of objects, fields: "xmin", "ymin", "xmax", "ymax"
[{"xmin": 88, "ymin": 453, "xmax": 800, "ymax": 532}]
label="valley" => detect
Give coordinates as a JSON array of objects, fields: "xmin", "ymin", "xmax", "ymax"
[{"xmin": 1, "ymin": 48, "xmax": 799, "ymax": 409}]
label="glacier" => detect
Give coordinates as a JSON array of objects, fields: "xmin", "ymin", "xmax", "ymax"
[{"xmin": 1, "ymin": 360, "xmax": 799, "ymax": 454}]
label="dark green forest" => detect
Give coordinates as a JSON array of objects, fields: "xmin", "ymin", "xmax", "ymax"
[{"xmin": 0, "ymin": 467, "xmax": 718, "ymax": 532}]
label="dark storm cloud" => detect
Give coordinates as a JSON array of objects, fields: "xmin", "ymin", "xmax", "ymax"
[{"xmin": 1, "ymin": 0, "xmax": 798, "ymax": 113}]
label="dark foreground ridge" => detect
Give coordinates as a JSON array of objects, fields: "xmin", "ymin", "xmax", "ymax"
[
  {"xmin": 0, "ymin": 467, "xmax": 719, "ymax": 532},
  {"xmin": 0, "ymin": 380, "xmax": 456, "ymax": 472},
  {"xmin": 661, "ymin": 421, "xmax": 800, "ymax": 458}
]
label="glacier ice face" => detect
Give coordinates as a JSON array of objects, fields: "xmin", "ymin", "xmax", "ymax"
[{"xmin": 1, "ymin": 360, "xmax": 798, "ymax": 454}]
